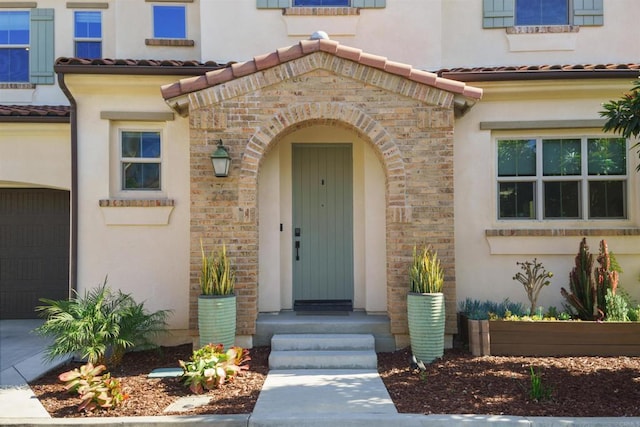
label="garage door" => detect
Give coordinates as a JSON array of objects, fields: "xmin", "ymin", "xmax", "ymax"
[{"xmin": 0, "ymin": 189, "xmax": 70, "ymax": 319}]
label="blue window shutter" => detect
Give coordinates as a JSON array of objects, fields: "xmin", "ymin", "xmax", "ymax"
[
  {"xmin": 483, "ymin": 0, "xmax": 515, "ymax": 28},
  {"xmin": 30, "ymin": 8, "xmax": 55, "ymax": 85},
  {"xmin": 256, "ymin": 0, "xmax": 289, "ymax": 8},
  {"xmin": 573, "ymin": 0, "xmax": 603, "ymax": 26},
  {"xmin": 352, "ymin": 0, "xmax": 386, "ymax": 7}
]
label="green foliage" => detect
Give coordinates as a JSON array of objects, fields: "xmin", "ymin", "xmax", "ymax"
[
  {"xmin": 179, "ymin": 344, "xmax": 250, "ymax": 394},
  {"xmin": 200, "ymin": 240, "xmax": 236, "ymax": 296},
  {"xmin": 409, "ymin": 246, "xmax": 444, "ymax": 294},
  {"xmin": 529, "ymin": 366, "xmax": 552, "ymax": 402},
  {"xmin": 605, "ymin": 288, "xmax": 629, "ymax": 322},
  {"xmin": 628, "ymin": 306, "xmax": 640, "ymax": 322},
  {"xmin": 561, "ymin": 238, "xmax": 619, "ymax": 321},
  {"xmin": 512, "ymin": 259, "xmax": 553, "ymax": 316},
  {"xmin": 458, "ymin": 298, "xmax": 526, "ymax": 320},
  {"xmin": 58, "ymin": 363, "xmax": 128, "ymax": 412},
  {"xmin": 35, "ymin": 279, "xmax": 171, "ymax": 366},
  {"xmin": 600, "ymin": 78, "xmax": 640, "ymax": 172}
]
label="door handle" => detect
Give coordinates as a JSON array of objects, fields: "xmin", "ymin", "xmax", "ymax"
[{"xmin": 295, "ymin": 241, "xmax": 300, "ymax": 261}]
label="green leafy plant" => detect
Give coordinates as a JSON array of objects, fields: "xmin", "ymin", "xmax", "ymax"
[
  {"xmin": 179, "ymin": 343, "xmax": 250, "ymax": 394},
  {"xmin": 200, "ymin": 240, "xmax": 236, "ymax": 295},
  {"xmin": 561, "ymin": 238, "xmax": 619, "ymax": 321},
  {"xmin": 529, "ymin": 366, "xmax": 552, "ymax": 401},
  {"xmin": 513, "ymin": 258, "xmax": 553, "ymax": 316},
  {"xmin": 459, "ymin": 298, "xmax": 526, "ymax": 320},
  {"xmin": 35, "ymin": 279, "xmax": 171, "ymax": 366},
  {"xmin": 600, "ymin": 78, "xmax": 640, "ymax": 172},
  {"xmin": 58, "ymin": 363, "xmax": 128, "ymax": 411},
  {"xmin": 605, "ymin": 288, "xmax": 629, "ymax": 322},
  {"xmin": 409, "ymin": 246, "xmax": 444, "ymax": 294}
]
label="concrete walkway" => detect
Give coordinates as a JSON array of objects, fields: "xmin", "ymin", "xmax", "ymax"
[{"xmin": 3, "ymin": 320, "xmax": 640, "ymax": 426}]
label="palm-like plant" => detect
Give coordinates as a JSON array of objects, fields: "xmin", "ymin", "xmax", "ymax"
[
  {"xmin": 601, "ymin": 79, "xmax": 640, "ymax": 171},
  {"xmin": 35, "ymin": 279, "xmax": 171, "ymax": 366}
]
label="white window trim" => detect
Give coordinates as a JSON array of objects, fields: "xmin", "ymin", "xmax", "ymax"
[
  {"xmin": 495, "ymin": 134, "xmax": 629, "ymax": 223},
  {"xmin": 112, "ymin": 126, "xmax": 166, "ymax": 199}
]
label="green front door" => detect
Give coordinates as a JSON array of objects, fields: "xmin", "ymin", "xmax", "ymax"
[{"xmin": 292, "ymin": 144, "xmax": 354, "ymax": 305}]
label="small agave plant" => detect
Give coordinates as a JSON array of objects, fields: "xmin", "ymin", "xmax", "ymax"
[{"xmin": 179, "ymin": 344, "xmax": 250, "ymax": 394}]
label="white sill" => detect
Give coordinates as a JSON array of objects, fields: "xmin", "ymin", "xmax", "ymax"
[
  {"xmin": 99, "ymin": 199, "xmax": 174, "ymax": 226},
  {"xmin": 506, "ymin": 26, "xmax": 579, "ymax": 52}
]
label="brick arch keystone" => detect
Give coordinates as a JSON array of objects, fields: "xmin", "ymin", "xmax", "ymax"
[{"xmin": 237, "ymin": 102, "xmax": 408, "ymax": 218}]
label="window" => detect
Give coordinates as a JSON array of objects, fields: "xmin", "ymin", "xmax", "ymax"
[
  {"xmin": 516, "ymin": 0, "xmax": 568, "ymax": 25},
  {"xmin": 497, "ymin": 137, "xmax": 627, "ymax": 220},
  {"xmin": 483, "ymin": 0, "xmax": 603, "ymax": 28},
  {"xmin": 121, "ymin": 131, "xmax": 162, "ymax": 191},
  {"xmin": 153, "ymin": 5, "xmax": 186, "ymax": 39},
  {"xmin": 293, "ymin": 0, "xmax": 349, "ymax": 5},
  {"xmin": 0, "ymin": 11, "xmax": 29, "ymax": 82},
  {"xmin": 74, "ymin": 11, "xmax": 102, "ymax": 58}
]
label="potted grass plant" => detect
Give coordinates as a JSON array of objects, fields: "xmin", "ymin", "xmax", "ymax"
[
  {"xmin": 407, "ymin": 245, "xmax": 445, "ymax": 364},
  {"xmin": 198, "ymin": 240, "xmax": 236, "ymax": 349}
]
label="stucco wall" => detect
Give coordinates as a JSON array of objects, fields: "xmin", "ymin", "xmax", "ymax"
[
  {"xmin": 66, "ymin": 74, "xmax": 192, "ymax": 330},
  {"xmin": 454, "ymin": 79, "xmax": 640, "ymax": 312},
  {"xmin": 0, "ymin": 123, "xmax": 70, "ymax": 190}
]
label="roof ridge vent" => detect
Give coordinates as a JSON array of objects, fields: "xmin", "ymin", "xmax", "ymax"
[{"xmin": 310, "ymin": 30, "xmax": 329, "ymax": 40}]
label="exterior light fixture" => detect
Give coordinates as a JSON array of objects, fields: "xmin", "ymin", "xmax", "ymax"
[{"xmin": 210, "ymin": 139, "xmax": 231, "ymax": 177}]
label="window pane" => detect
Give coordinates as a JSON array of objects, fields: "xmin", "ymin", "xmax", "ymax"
[
  {"xmin": 543, "ymin": 139, "xmax": 581, "ymax": 176},
  {"xmin": 121, "ymin": 132, "xmax": 161, "ymax": 158},
  {"xmin": 499, "ymin": 182, "xmax": 535, "ymax": 219},
  {"xmin": 75, "ymin": 11, "xmax": 101, "ymax": 38},
  {"xmin": 498, "ymin": 140, "xmax": 536, "ymax": 177},
  {"xmin": 588, "ymin": 138, "xmax": 627, "ymax": 176},
  {"xmin": 0, "ymin": 11, "xmax": 29, "ymax": 45},
  {"xmin": 153, "ymin": 5, "xmax": 186, "ymax": 39},
  {"xmin": 75, "ymin": 41, "xmax": 101, "ymax": 58},
  {"xmin": 544, "ymin": 181, "xmax": 580, "ymax": 218},
  {"xmin": 294, "ymin": 0, "xmax": 349, "ymax": 5},
  {"xmin": 0, "ymin": 48, "xmax": 29, "ymax": 82},
  {"xmin": 516, "ymin": 0, "xmax": 568, "ymax": 25},
  {"xmin": 589, "ymin": 181, "xmax": 625, "ymax": 219},
  {"xmin": 122, "ymin": 163, "xmax": 161, "ymax": 190}
]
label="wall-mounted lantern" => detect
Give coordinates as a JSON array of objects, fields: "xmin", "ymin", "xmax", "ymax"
[{"xmin": 210, "ymin": 139, "xmax": 231, "ymax": 178}]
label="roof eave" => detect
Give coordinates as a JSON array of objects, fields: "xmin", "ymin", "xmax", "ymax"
[{"xmin": 440, "ymin": 69, "xmax": 640, "ymax": 83}]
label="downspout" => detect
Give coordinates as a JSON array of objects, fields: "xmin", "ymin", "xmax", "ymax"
[{"xmin": 57, "ymin": 71, "xmax": 78, "ymax": 295}]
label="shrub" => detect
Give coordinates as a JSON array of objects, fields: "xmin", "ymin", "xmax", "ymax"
[
  {"xmin": 58, "ymin": 363, "xmax": 128, "ymax": 412},
  {"xmin": 605, "ymin": 288, "xmax": 629, "ymax": 322},
  {"xmin": 179, "ymin": 344, "xmax": 250, "ymax": 394},
  {"xmin": 35, "ymin": 278, "xmax": 171, "ymax": 366},
  {"xmin": 458, "ymin": 298, "xmax": 526, "ymax": 320}
]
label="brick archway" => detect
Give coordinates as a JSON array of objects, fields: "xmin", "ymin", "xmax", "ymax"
[{"xmin": 237, "ymin": 102, "xmax": 409, "ymax": 219}]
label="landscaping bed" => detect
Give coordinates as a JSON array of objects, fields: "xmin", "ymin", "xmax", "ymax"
[{"xmin": 30, "ymin": 345, "xmax": 640, "ymax": 417}]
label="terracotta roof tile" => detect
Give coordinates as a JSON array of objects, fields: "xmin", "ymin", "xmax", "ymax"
[
  {"xmin": 160, "ymin": 39, "xmax": 484, "ymax": 102},
  {"xmin": 0, "ymin": 105, "xmax": 70, "ymax": 122}
]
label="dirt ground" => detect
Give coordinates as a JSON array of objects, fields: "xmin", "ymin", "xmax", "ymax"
[{"xmin": 30, "ymin": 344, "xmax": 640, "ymax": 417}]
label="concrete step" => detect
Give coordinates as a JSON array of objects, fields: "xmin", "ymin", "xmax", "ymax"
[
  {"xmin": 269, "ymin": 350, "xmax": 378, "ymax": 370},
  {"xmin": 255, "ymin": 311, "xmax": 396, "ymax": 352},
  {"xmin": 271, "ymin": 334, "xmax": 374, "ymax": 351}
]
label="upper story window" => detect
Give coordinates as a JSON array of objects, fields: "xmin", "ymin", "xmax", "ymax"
[
  {"xmin": 121, "ymin": 131, "xmax": 162, "ymax": 191},
  {"xmin": 293, "ymin": 0, "xmax": 349, "ymax": 5},
  {"xmin": 497, "ymin": 137, "xmax": 627, "ymax": 220},
  {"xmin": 74, "ymin": 11, "xmax": 102, "ymax": 58},
  {"xmin": 483, "ymin": 0, "xmax": 603, "ymax": 28},
  {"xmin": 0, "ymin": 11, "xmax": 29, "ymax": 82},
  {"xmin": 516, "ymin": 0, "xmax": 568, "ymax": 25},
  {"xmin": 153, "ymin": 5, "xmax": 186, "ymax": 39}
]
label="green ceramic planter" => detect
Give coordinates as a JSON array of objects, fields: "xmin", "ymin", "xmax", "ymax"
[
  {"xmin": 198, "ymin": 294, "xmax": 236, "ymax": 349},
  {"xmin": 407, "ymin": 292, "xmax": 445, "ymax": 363}
]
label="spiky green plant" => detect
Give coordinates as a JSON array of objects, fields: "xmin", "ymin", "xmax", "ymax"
[
  {"xmin": 409, "ymin": 246, "xmax": 444, "ymax": 294},
  {"xmin": 600, "ymin": 78, "xmax": 640, "ymax": 172},
  {"xmin": 35, "ymin": 278, "xmax": 171, "ymax": 366},
  {"xmin": 200, "ymin": 240, "xmax": 236, "ymax": 296}
]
